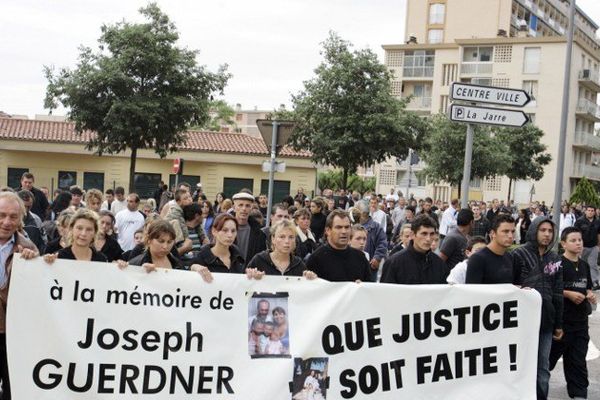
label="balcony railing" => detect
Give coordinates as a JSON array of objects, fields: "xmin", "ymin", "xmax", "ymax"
[
  {"xmin": 573, "ymin": 131, "xmax": 600, "ymax": 152},
  {"xmin": 460, "ymin": 62, "xmax": 493, "ymax": 75},
  {"xmin": 402, "ymin": 66, "xmax": 434, "ymax": 78},
  {"xmin": 573, "ymin": 163, "xmax": 600, "ymax": 181},
  {"xmin": 576, "ymin": 98, "xmax": 600, "ymax": 120},
  {"xmin": 579, "ymin": 69, "xmax": 600, "ymax": 91}
]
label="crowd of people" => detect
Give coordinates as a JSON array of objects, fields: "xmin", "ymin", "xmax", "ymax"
[{"xmin": 0, "ymin": 172, "xmax": 598, "ymax": 399}]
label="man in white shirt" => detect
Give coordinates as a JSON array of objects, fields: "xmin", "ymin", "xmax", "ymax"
[
  {"xmin": 369, "ymin": 197, "xmax": 387, "ymax": 232},
  {"xmin": 439, "ymin": 198, "xmax": 459, "ymax": 239},
  {"xmin": 115, "ymin": 193, "xmax": 145, "ymax": 251}
]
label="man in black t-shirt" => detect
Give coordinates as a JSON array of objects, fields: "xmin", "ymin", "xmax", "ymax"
[
  {"xmin": 306, "ymin": 210, "xmax": 372, "ymax": 282},
  {"xmin": 549, "ymin": 227, "xmax": 597, "ymax": 400},
  {"xmin": 466, "ymin": 214, "xmax": 516, "ymax": 284}
]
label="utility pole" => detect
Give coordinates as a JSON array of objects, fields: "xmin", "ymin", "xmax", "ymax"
[
  {"xmin": 552, "ymin": 0, "xmax": 576, "ymax": 232},
  {"xmin": 460, "ymin": 124, "xmax": 474, "ymax": 209}
]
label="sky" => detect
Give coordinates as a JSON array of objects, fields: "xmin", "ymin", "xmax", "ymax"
[{"xmin": 0, "ymin": 0, "xmax": 599, "ymax": 118}]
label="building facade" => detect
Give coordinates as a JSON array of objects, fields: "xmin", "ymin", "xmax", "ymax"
[
  {"xmin": 381, "ymin": 0, "xmax": 600, "ymax": 204},
  {"xmin": 0, "ymin": 117, "xmax": 316, "ymax": 201}
]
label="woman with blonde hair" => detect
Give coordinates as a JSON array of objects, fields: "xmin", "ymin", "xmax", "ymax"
[
  {"xmin": 247, "ymin": 220, "xmax": 316, "ymax": 278},
  {"xmin": 43, "ymin": 209, "xmax": 107, "ymax": 262},
  {"xmin": 95, "ymin": 210, "xmax": 123, "ymax": 262},
  {"xmin": 85, "ymin": 189, "xmax": 103, "ymax": 212}
]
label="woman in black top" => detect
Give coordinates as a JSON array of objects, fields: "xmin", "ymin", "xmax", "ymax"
[
  {"xmin": 95, "ymin": 210, "xmax": 123, "ymax": 262},
  {"xmin": 247, "ymin": 220, "xmax": 317, "ymax": 279},
  {"xmin": 43, "ymin": 209, "xmax": 107, "ymax": 263},
  {"xmin": 191, "ymin": 213, "xmax": 245, "ymax": 274},
  {"xmin": 517, "ymin": 208, "xmax": 531, "ymax": 245},
  {"xmin": 128, "ymin": 220, "xmax": 184, "ymax": 270}
]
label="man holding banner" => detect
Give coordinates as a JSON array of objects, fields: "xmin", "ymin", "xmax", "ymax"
[{"xmin": 0, "ymin": 192, "xmax": 39, "ymax": 400}]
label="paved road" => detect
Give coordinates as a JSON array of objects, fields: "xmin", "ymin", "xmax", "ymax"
[{"xmin": 549, "ymin": 307, "xmax": 600, "ymax": 400}]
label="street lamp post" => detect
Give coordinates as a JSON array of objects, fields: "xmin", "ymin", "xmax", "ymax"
[{"xmin": 552, "ymin": 0, "xmax": 576, "ymax": 233}]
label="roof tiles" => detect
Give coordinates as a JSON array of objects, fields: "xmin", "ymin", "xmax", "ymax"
[{"xmin": 0, "ymin": 118, "xmax": 311, "ymax": 158}]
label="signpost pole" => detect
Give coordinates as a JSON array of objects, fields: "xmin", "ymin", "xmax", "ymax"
[
  {"xmin": 552, "ymin": 0, "xmax": 576, "ymax": 235},
  {"xmin": 265, "ymin": 121, "xmax": 279, "ymax": 227},
  {"xmin": 460, "ymin": 124, "xmax": 474, "ymax": 209}
]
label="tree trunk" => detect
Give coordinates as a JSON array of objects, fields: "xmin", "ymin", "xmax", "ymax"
[
  {"xmin": 342, "ymin": 168, "xmax": 349, "ymax": 191},
  {"xmin": 507, "ymin": 178, "xmax": 513, "ymax": 204},
  {"xmin": 457, "ymin": 183, "xmax": 461, "ymax": 200},
  {"xmin": 128, "ymin": 146, "xmax": 138, "ymax": 194}
]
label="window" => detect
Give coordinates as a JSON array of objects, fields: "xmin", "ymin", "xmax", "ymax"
[
  {"xmin": 416, "ymin": 172, "xmax": 426, "ymax": 187},
  {"xmin": 463, "ymin": 47, "xmax": 493, "ymax": 62},
  {"xmin": 428, "ymin": 29, "xmax": 444, "ymax": 44},
  {"xmin": 470, "ymin": 177, "xmax": 482, "ymax": 189},
  {"xmin": 403, "ymin": 50, "xmax": 435, "ymax": 77},
  {"xmin": 133, "ymin": 173, "xmax": 162, "ymax": 199},
  {"xmin": 83, "ymin": 172, "xmax": 104, "ymax": 191},
  {"xmin": 260, "ymin": 180, "xmax": 291, "ymax": 203},
  {"xmin": 429, "ymin": 3, "xmax": 445, "ymax": 24},
  {"xmin": 523, "ymin": 47, "xmax": 541, "ymax": 74},
  {"xmin": 169, "ymin": 174, "xmax": 200, "ymax": 190},
  {"xmin": 223, "ymin": 178, "xmax": 254, "ymax": 200},
  {"xmin": 7, "ymin": 167, "xmax": 28, "ymax": 190},
  {"xmin": 522, "ymin": 80, "xmax": 538, "ymax": 101},
  {"xmin": 58, "ymin": 171, "xmax": 77, "ymax": 190}
]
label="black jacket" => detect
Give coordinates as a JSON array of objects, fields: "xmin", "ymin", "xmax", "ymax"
[
  {"xmin": 58, "ymin": 246, "xmax": 107, "ymax": 262},
  {"xmin": 511, "ymin": 217, "xmax": 563, "ymax": 332},
  {"xmin": 191, "ymin": 244, "xmax": 245, "ymax": 274},
  {"xmin": 129, "ymin": 250, "xmax": 184, "ymax": 270},
  {"xmin": 99, "ymin": 237, "xmax": 124, "ymax": 262},
  {"xmin": 21, "ymin": 186, "xmax": 49, "ymax": 220},
  {"xmin": 310, "ymin": 212, "xmax": 327, "ymax": 242},
  {"xmin": 247, "ymin": 250, "xmax": 307, "ymax": 276},
  {"xmin": 381, "ymin": 242, "xmax": 449, "ymax": 284},
  {"xmin": 574, "ymin": 216, "xmax": 600, "ymax": 248}
]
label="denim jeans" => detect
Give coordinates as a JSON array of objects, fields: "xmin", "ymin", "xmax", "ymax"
[{"xmin": 537, "ymin": 330, "xmax": 553, "ymax": 400}]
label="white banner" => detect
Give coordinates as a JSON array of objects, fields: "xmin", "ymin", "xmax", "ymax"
[{"xmin": 7, "ymin": 256, "xmax": 541, "ymax": 399}]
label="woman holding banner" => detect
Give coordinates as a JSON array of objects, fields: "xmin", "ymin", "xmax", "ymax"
[
  {"xmin": 190, "ymin": 213, "xmax": 246, "ymax": 274},
  {"xmin": 128, "ymin": 219, "xmax": 184, "ymax": 270},
  {"xmin": 246, "ymin": 220, "xmax": 317, "ymax": 279},
  {"xmin": 43, "ymin": 209, "xmax": 107, "ymax": 263}
]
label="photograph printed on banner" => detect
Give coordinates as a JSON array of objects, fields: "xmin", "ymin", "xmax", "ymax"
[
  {"xmin": 248, "ymin": 292, "xmax": 290, "ymax": 358},
  {"xmin": 292, "ymin": 357, "xmax": 329, "ymax": 400}
]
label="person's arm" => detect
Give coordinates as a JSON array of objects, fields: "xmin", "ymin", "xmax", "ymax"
[
  {"xmin": 552, "ymin": 257, "xmax": 564, "ymax": 339},
  {"xmin": 465, "ymin": 254, "xmax": 485, "ymax": 284},
  {"xmin": 372, "ymin": 226, "xmax": 388, "ymax": 262},
  {"xmin": 177, "ymin": 238, "xmax": 193, "ymax": 255},
  {"xmin": 439, "ymin": 236, "xmax": 456, "ymax": 262},
  {"xmin": 380, "ymin": 257, "xmax": 398, "ymax": 284}
]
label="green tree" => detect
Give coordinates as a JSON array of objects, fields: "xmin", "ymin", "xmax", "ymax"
[
  {"xmin": 496, "ymin": 124, "xmax": 551, "ymax": 203},
  {"xmin": 420, "ymin": 114, "xmax": 510, "ymax": 197},
  {"xmin": 317, "ymin": 170, "xmax": 343, "ymax": 192},
  {"xmin": 288, "ymin": 32, "xmax": 425, "ymax": 189},
  {"xmin": 201, "ymin": 100, "xmax": 236, "ymax": 132},
  {"xmin": 44, "ymin": 3, "xmax": 230, "ymax": 192},
  {"xmin": 570, "ymin": 177, "xmax": 600, "ymax": 208}
]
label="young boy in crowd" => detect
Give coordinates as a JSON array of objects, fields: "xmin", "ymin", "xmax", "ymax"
[
  {"xmin": 447, "ymin": 236, "xmax": 487, "ymax": 284},
  {"xmin": 550, "ymin": 227, "xmax": 597, "ymax": 400},
  {"xmin": 349, "ymin": 224, "xmax": 369, "ymax": 261}
]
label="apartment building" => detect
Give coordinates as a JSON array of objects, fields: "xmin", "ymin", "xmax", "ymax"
[{"xmin": 381, "ymin": 0, "xmax": 600, "ymax": 205}]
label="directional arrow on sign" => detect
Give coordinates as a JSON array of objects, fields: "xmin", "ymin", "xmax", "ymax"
[
  {"xmin": 450, "ymin": 82, "xmax": 531, "ymax": 107},
  {"xmin": 449, "ymin": 103, "xmax": 529, "ymax": 127}
]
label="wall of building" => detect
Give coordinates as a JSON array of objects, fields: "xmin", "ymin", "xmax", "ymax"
[{"xmin": 0, "ymin": 141, "xmax": 316, "ymax": 200}]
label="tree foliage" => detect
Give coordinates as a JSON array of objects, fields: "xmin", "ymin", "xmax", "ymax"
[
  {"xmin": 496, "ymin": 124, "xmax": 551, "ymax": 201},
  {"xmin": 570, "ymin": 177, "xmax": 600, "ymax": 208},
  {"xmin": 420, "ymin": 114, "xmax": 510, "ymax": 192},
  {"xmin": 317, "ymin": 170, "xmax": 375, "ymax": 194},
  {"xmin": 44, "ymin": 3, "xmax": 230, "ymax": 192},
  {"xmin": 288, "ymin": 32, "xmax": 426, "ymax": 189},
  {"xmin": 201, "ymin": 100, "xmax": 236, "ymax": 132}
]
